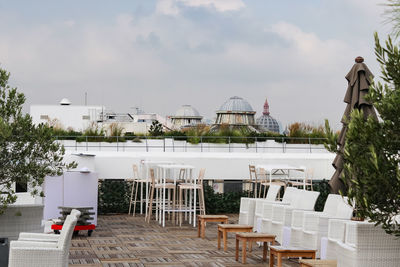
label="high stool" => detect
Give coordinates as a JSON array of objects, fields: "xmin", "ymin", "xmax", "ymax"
[
  {"xmin": 146, "ymin": 169, "xmax": 176, "ymax": 223},
  {"xmin": 178, "ymin": 168, "xmax": 206, "ymax": 226},
  {"xmin": 128, "ymin": 164, "xmax": 148, "ymax": 216}
]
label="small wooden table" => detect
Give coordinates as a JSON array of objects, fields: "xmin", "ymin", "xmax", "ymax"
[
  {"xmin": 197, "ymin": 215, "xmax": 229, "ymax": 239},
  {"xmin": 217, "ymin": 224, "xmax": 253, "ymax": 252},
  {"xmin": 300, "ymin": 259, "xmax": 337, "ymax": 267},
  {"xmin": 235, "ymin": 233, "xmax": 276, "ymax": 264},
  {"xmin": 269, "ymin": 246, "xmax": 316, "ymax": 267}
]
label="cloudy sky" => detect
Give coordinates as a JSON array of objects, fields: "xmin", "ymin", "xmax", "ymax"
[{"xmin": 0, "ymin": 0, "xmax": 390, "ymax": 129}]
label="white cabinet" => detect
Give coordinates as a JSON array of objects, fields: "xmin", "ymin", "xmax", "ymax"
[{"xmin": 43, "ymin": 172, "xmax": 98, "ymax": 225}]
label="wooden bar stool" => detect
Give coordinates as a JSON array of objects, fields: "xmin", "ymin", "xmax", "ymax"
[
  {"xmin": 235, "ymin": 233, "xmax": 276, "ymax": 264},
  {"xmin": 269, "ymin": 246, "xmax": 316, "ymax": 267},
  {"xmin": 128, "ymin": 164, "xmax": 148, "ymax": 216},
  {"xmin": 197, "ymin": 215, "xmax": 228, "ymax": 239},
  {"xmin": 217, "ymin": 224, "xmax": 253, "ymax": 252}
]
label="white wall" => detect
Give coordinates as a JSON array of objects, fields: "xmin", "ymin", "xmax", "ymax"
[
  {"xmin": 64, "ymin": 151, "xmax": 335, "ymax": 181},
  {"xmin": 30, "ymin": 104, "xmax": 104, "ymax": 131}
]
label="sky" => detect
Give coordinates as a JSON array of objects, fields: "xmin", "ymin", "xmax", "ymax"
[{"xmin": 0, "ymin": 0, "xmax": 391, "ymax": 129}]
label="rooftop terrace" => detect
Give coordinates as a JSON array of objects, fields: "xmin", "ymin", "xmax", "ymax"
[{"xmin": 68, "ymin": 214, "xmax": 297, "ymax": 267}]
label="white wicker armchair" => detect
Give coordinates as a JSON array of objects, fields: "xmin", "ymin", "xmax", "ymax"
[
  {"xmin": 252, "ymin": 184, "xmax": 282, "ymax": 230},
  {"xmin": 336, "ymin": 221, "xmax": 400, "ymax": 267},
  {"xmin": 321, "ymin": 218, "xmax": 348, "ymax": 260},
  {"xmin": 18, "ymin": 209, "xmax": 81, "ymax": 243},
  {"xmin": 238, "ymin": 197, "xmax": 256, "ymax": 225},
  {"xmin": 259, "ymin": 187, "xmax": 301, "ymax": 237},
  {"xmin": 8, "ymin": 213, "xmax": 78, "ymax": 267},
  {"xmin": 299, "ymin": 195, "xmax": 352, "ymax": 258},
  {"xmin": 269, "ymin": 190, "xmax": 320, "ymax": 243}
]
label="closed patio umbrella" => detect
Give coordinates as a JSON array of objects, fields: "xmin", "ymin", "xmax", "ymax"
[{"xmin": 329, "ymin": 56, "xmax": 377, "ymax": 193}]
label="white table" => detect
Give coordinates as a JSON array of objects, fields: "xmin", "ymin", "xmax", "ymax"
[
  {"xmin": 157, "ymin": 164, "xmax": 195, "ymax": 227},
  {"xmin": 140, "ymin": 160, "xmax": 174, "ymax": 216},
  {"xmin": 255, "ymin": 164, "xmax": 306, "ymax": 190}
]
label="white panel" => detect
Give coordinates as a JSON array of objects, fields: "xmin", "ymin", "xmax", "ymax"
[
  {"xmin": 63, "ymin": 172, "xmax": 98, "ymax": 225},
  {"xmin": 43, "ymin": 176, "xmax": 64, "ymax": 220}
]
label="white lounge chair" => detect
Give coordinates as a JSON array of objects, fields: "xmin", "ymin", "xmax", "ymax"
[
  {"xmin": 298, "ymin": 195, "xmax": 353, "ymax": 257},
  {"xmin": 252, "ymin": 184, "xmax": 282, "ymax": 229},
  {"xmin": 18, "ymin": 209, "xmax": 81, "ymax": 242},
  {"xmin": 336, "ymin": 220, "xmax": 400, "ymax": 267},
  {"xmin": 321, "ymin": 218, "xmax": 348, "ymax": 260},
  {"xmin": 269, "ymin": 190, "xmax": 320, "ymax": 244},
  {"xmin": 8, "ymin": 212, "xmax": 79, "ymax": 267},
  {"xmin": 260, "ymin": 188, "xmax": 301, "ymax": 236},
  {"xmin": 254, "ymin": 187, "xmax": 298, "ymax": 232}
]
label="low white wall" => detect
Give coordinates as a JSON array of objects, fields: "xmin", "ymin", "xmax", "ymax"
[{"xmin": 65, "ymin": 151, "xmax": 335, "ymax": 181}]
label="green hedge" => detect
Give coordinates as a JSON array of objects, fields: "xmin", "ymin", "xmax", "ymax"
[{"xmin": 98, "ymin": 179, "xmax": 331, "ymax": 215}]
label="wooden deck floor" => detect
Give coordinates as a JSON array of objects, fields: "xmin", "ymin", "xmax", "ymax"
[{"xmin": 69, "ymin": 214, "xmax": 299, "ymax": 267}]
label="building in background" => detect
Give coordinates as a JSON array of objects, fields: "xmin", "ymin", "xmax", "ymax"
[
  {"xmin": 170, "ymin": 105, "xmax": 203, "ymax": 129},
  {"xmin": 212, "ymin": 96, "xmax": 258, "ymax": 132},
  {"xmin": 256, "ymin": 98, "xmax": 280, "ymax": 133},
  {"xmin": 30, "ymin": 99, "xmax": 172, "ymax": 134},
  {"xmin": 30, "ymin": 98, "xmax": 104, "ymax": 132}
]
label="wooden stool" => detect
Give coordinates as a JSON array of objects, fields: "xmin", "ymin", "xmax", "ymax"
[
  {"xmin": 197, "ymin": 215, "xmax": 229, "ymax": 239},
  {"xmin": 300, "ymin": 259, "xmax": 337, "ymax": 267},
  {"xmin": 269, "ymin": 246, "xmax": 316, "ymax": 267},
  {"xmin": 217, "ymin": 224, "xmax": 253, "ymax": 252},
  {"xmin": 235, "ymin": 233, "xmax": 276, "ymax": 264}
]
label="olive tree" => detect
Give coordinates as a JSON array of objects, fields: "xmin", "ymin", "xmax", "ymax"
[{"xmin": 0, "ymin": 67, "xmax": 76, "ymax": 214}]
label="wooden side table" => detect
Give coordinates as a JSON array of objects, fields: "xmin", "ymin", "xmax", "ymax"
[
  {"xmin": 269, "ymin": 246, "xmax": 316, "ymax": 267},
  {"xmin": 300, "ymin": 259, "xmax": 337, "ymax": 267},
  {"xmin": 235, "ymin": 233, "xmax": 276, "ymax": 264},
  {"xmin": 217, "ymin": 224, "xmax": 253, "ymax": 252},
  {"xmin": 197, "ymin": 215, "xmax": 229, "ymax": 239}
]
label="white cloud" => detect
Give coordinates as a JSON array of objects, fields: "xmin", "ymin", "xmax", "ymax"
[{"xmin": 156, "ymin": 0, "xmax": 245, "ymax": 15}]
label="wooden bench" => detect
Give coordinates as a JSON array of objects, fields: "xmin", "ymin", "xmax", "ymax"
[
  {"xmin": 300, "ymin": 259, "xmax": 337, "ymax": 267},
  {"xmin": 235, "ymin": 232, "xmax": 276, "ymax": 264},
  {"xmin": 269, "ymin": 246, "xmax": 316, "ymax": 267},
  {"xmin": 217, "ymin": 224, "xmax": 253, "ymax": 252},
  {"xmin": 197, "ymin": 215, "xmax": 229, "ymax": 239}
]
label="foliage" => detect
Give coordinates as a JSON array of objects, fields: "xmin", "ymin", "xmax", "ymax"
[
  {"xmin": 78, "ymin": 122, "xmax": 105, "ymax": 142},
  {"xmin": 340, "ymin": 33, "xmax": 400, "ymax": 235},
  {"xmin": 323, "ymin": 119, "xmax": 339, "ymax": 154},
  {"xmin": 148, "ymin": 120, "xmax": 164, "ymax": 136},
  {"xmin": 313, "ymin": 180, "xmax": 331, "ymax": 212},
  {"xmin": 384, "ymin": 0, "xmax": 400, "ymax": 38},
  {"xmin": 287, "ymin": 122, "xmax": 326, "ymax": 144},
  {"xmin": 98, "ymin": 179, "xmax": 132, "ymax": 214},
  {"xmin": 0, "ymin": 67, "xmax": 76, "ymax": 214},
  {"xmin": 97, "ymin": 180, "xmax": 330, "ymax": 215},
  {"xmin": 106, "ymin": 123, "xmax": 125, "ymax": 142}
]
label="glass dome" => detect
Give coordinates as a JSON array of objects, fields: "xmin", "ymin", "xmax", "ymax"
[
  {"xmin": 257, "ymin": 115, "xmax": 280, "ymax": 133},
  {"xmin": 174, "ymin": 105, "xmax": 201, "ymax": 118},
  {"xmin": 218, "ymin": 96, "xmax": 254, "ymax": 113}
]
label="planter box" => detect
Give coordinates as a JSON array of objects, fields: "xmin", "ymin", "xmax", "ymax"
[{"xmin": 0, "ymin": 204, "xmax": 44, "ymax": 241}]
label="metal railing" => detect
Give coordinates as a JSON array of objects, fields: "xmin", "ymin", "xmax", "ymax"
[{"xmin": 54, "ymin": 135, "xmax": 328, "ymax": 153}]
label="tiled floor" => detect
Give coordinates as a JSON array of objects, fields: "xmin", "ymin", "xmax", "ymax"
[{"xmin": 68, "ymin": 214, "xmax": 299, "ymax": 267}]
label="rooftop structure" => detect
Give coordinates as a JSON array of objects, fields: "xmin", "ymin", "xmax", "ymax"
[
  {"xmin": 256, "ymin": 98, "xmax": 280, "ymax": 133},
  {"xmin": 213, "ymin": 96, "xmax": 258, "ymax": 131},
  {"xmin": 170, "ymin": 105, "xmax": 203, "ymax": 129}
]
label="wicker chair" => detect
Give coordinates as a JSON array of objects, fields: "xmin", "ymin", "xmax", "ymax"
[
  {"xmin": 18, "ymin": 209, "xmax": 81, "ymax": 242},
  {"xmin": 336, "ymin": 221, "xmax": 400, "ymax": 267},
  {"xmin": 259, "ymin": 187, "xmax": 300, "ymax": 234},
  {"xmin": 8, "ymin": 213, "xmax": 79, "ymax": 267},
  {"xmin": 252, "ymin": 185, "xmax": 293, "ymax": 231},
  {"xmin": 269, "ymin": 190, "xmax": 320, "ymax": 243},
  {"xmin": 291, "ymin": 195, "xmax": 352, "ymax": 258}
]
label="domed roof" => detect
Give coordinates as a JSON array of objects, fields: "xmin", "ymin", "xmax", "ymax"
[
  {"xmin": 218, "ymin": 96, "xmax": 254, "ymax": 113},
  {"xmin": 173, "ymin": 105, "xmax": 201, "ymax": 118},
  {"xmin": 256, "ymin": 98, "xmax": 280, "ymax": 133},
  {"xmin": 257, "ymin": 115, "xmax": 280, "ymax": 133}
]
